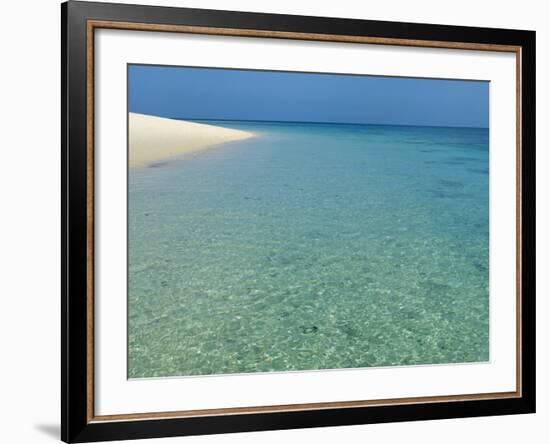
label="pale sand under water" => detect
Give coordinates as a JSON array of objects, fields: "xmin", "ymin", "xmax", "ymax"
[
  {"xmin": 128, "ymin": 112, "xmax": 254, "ymax": 168},
  {"xmin": 128, "ymin": 121, "xmax": 490, "ymax": 378}
]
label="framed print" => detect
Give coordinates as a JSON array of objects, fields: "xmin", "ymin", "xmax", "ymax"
[{"xmin": 61, "ymin": 1, "xmax": 536, "ymax": 442}]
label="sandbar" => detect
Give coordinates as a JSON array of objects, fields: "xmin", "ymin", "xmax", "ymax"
[{"xmin": 129, "ymin": 112, "xmax": 254, "ymax": 168}]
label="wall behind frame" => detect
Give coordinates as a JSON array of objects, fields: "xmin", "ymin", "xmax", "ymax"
[{"xmin": 0, "ymin": 0, "xmax": 546, "ymax": 443}]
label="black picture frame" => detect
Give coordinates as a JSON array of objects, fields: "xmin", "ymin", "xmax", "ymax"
[{"xmin": 62, "ymin": 1, "xmax": 536, "ymax": 442}]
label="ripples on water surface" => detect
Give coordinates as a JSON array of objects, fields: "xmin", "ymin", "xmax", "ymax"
[{"xmin": 128, "ymin": 121, "xmax": 489, "ymax": 378}]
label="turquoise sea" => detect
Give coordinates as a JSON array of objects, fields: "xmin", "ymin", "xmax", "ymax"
[{"xmin": 128, "ymin": 121, "xmax": 489, "ymax": 378}]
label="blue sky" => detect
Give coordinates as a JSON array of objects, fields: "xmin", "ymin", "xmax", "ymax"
[{"xmin": 128, "ymin": 65, "xmax": 489, "ymax": 128}]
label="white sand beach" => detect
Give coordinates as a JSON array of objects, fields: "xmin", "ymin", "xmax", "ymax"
[{"xmin": 129, "ymin": 113, "xmax": 254, "ymax": 168}]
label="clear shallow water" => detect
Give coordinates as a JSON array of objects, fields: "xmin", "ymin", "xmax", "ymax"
[{"xmin": 128, "ymin": 121, "xmax": 489, "ymax": 378}]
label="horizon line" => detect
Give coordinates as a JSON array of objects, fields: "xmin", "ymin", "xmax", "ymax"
[{"xmin": 167, "ymin": 116, "xmax": 489, "ymax": 131}]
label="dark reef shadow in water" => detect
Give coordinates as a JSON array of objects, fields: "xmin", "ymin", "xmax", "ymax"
[
  {"xmin": 438, "ymin": 160, "xmax": 467, "ymax": 166},
  {"xmin": 448, "ymin": 156, "xmax": 485, "ymax": 163},
  {"xmin": 467, "ymin": 167, "xmax": 489, "ymax": 175},
  {"xmin": 427, "ymin": 190, "xmax": 473, "ymax": 199},
  {"xmin": 473, "ymin": 261, "xmax": 488, "ymax": 272},
  {"xmin": 148, "ymin": 161, "xmax": 169, "ymax": 168},
  {"xmin": 437, "ymin": 179, "xmax": 464, "ymax": 189}
]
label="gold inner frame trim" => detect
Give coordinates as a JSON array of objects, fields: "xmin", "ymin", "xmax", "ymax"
[{"xmin": 86, "ymin": 19, "xmax": 523, "ymax": 423}]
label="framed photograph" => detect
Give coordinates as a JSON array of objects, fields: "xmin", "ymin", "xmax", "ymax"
[{"xmin": 61, "ymin": 1, "xmax": 536, "ymax": 442}]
